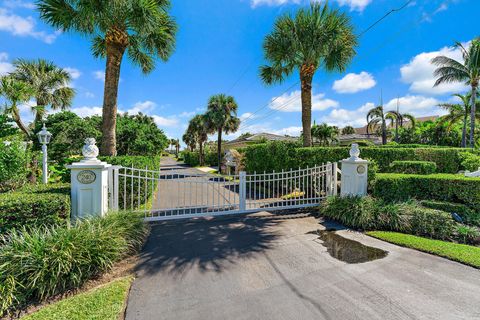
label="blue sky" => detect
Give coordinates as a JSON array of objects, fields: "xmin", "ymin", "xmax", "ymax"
[{"xmin": 0, "ymin": 0, "xmax": 478, "ymax": 141}]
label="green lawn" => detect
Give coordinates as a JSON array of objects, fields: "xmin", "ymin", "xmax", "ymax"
[
  {"xmin": 367, "ymin": 231, "xmax": 480, "ymax": 269},
  {"xmin": 22, "ymin": 276, "xmax": 133, "ymax": 320}
]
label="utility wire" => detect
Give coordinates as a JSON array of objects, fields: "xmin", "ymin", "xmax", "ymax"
[{"xmin": 358, "ymin": 0, "xmax": 414, "ymax": 37}]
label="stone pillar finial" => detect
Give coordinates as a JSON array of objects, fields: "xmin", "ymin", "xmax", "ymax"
[
  {"xmin": 82, "ymin": 138, "xmax": 99, "ymax": 161},
  {"xmin": 349, "ymin": 143, "xmax": 360, "ymax": 160}
]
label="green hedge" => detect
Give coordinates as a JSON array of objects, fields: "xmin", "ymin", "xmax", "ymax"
[
  {"xmin": 0, "ymin": 184, "xmax": 70, "ymax": 233},
  {"xmin": 0, "ymin": 138, "xmax": 30, "ymax": 192},
  {"xmin": 420, "ymin": 200, "xmax": 480, "ymax": 227},
  {"xmin": 372, "ymin": 173, "xmax": 480, "ymax": 208},
  {"xmin": 459, "ymin": 152, "xmax": 480, "ymax": 171},
  {"xmin": 0, "ymin": 212, "xmax": 148, "ymax": 316},
  {"xmin": 389, "ymin": 161, "xmax": 437, "ymax": 174},
  {"xmin": 183, "ymin": 151, "xmax": 219, "ymax": 167},
  {"xmin": 242, "ymin": 141, "xmax": 471, "ymax": 173}
]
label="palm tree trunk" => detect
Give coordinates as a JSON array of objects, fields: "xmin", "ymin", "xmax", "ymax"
[
  {"xmin": 470, "ymin": 84, "xmax": 477, "ymax": 148},
  {"xmin": 12, "ymin": 105, "xmax": 31, "ymax": 138},
  {"xmin": 381, "ymin": 119, "xmax": 387, "ymax": 145},
  {"xmin": 300, "ymin": 72, "xmax": 313, "ymax": 147},
  {"xmin": 100, "ymin": 42, "xmax": 126, "ymax": 156},
  {"xmin": 462, "ymin": 113, "xmax": 467, "ymax": 148},
  {"xmin": 395, "ymin": 119, "xmax": 399, "ymax": 143},
  {"xmin": 217, "ymin": 129, "xmax": 222, "ymax": 172},
  {"xmin": 199, "ymin": 142, "xmax": 204, "ymax": 166}
]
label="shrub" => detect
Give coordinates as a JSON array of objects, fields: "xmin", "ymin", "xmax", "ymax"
[
  {"xmin": 372, "ymin": 173, "xmax": 480, "ymax": 208},
  {"xmin": 319, "ymin": 196, "xmax": 378, "ymax": 230},
  {"xmin": 0, "ymin": 211, "xmax": 148, "ymax": 316},
  {"xmin": 404, "ymin": 204, "xmax": 456, "ymax": 240},
  {"xmin": 242, "ymin": 141, "xmax": 470, "ymax": 173},
  {"xmin": 455, "ymin": 225, "xmax": 480, "ymax": 244},
  {"xmin": 0, "ymin": 184, "xmax": 70, "ymax": 233},
  {"xmin": 459, "ymin": 152, "xmax": 480, "ymax": 171},
  {"xmin": 389, "ymin": 160, "xmax": 437, "ymax": 174},
  {"xmin": 0, "ymin": 138, "xmax": 30, "ymax": 192},
  {"xmin": 183, "ymin": 151, "xmax": 219, "ymax": 167},
  {"xmin": 420, "ymin": 200, "xmax": 480, "ymax": 227}
]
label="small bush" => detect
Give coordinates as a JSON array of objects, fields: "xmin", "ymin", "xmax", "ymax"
[
  {"xmin": 455, "ymin": 225, "xmax": 480, "ymax": 244},
  {"xmin": 420, "ymin": 200, "xmax": 480, "ymax": 227},
  {"xmin": 404, "ymin": 204, "xmax": 456, "ymax": 240},
  {"xmin": 0, "ymin": 184, "xmax": 70, "ymax": 233},
  {"xmin": 389, "ymin": 160, "xmax": 437, "ymax": 174},
  {"xmin": 0, "ymin": 138, "xmax": 30, "ymax": 192},
  {"xmin": 319, "ymin": 196, "xmax": 378, "ymax": 229},
  {"xmin": 183, "ymin": 151, "xmax": 219, "ymax": 167},
  {"xmin": 0, "ymin": 211, "xmax": 148, "ymax": 316},
  {"xmin": 372, "ymin": 173, "xmax": 480, "ymax": 208},
  {"xmin": 459, "ymin": 152, "xmax": 480, "ymax": 171}
]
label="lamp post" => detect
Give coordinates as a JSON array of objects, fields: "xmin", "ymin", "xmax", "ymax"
[{"xmin": 37, "ymin": 124, "xmax": 52, "ymax": 184}]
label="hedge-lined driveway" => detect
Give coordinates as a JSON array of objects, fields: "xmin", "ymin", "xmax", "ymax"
[{"xmin": 126, "ymin": 213, "xmax": 480, "ymax": 320}]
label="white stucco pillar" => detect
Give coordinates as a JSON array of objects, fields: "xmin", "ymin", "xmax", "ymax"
[
  {"xmin": 340, "ymin": 144, "xmax": 368, "ymax": 197},
  {"xmin": 67, "ymin": 138, "xmax": 111, "ymax": 220}
]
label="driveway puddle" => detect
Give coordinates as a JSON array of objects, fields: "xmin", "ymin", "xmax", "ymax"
[{"xmin": 309, "ymin": 230, "xmax": 388, "ymax": 264}]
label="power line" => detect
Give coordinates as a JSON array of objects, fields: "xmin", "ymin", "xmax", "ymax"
[{"xmin": 358, "ymin": 0, "xmax": 414, "ymax": 37}]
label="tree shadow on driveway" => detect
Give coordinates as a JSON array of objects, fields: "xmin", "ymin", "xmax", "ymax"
[{"xmin": 135, "ymin": 213, "xmax": 305, "ymax": 277}]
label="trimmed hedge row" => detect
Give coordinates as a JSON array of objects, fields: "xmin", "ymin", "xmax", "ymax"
[
  {"xmin": 420, "ymin": 200, "xmax": 480, "ymax": 227},
  {"xmin": 459, "ymin": 152, "xmax": 480, "ymax": 171},
  {"xmin": 0, "ymin": 212, "xmax": 148, "ymax": 316},
  {"xmin": 389, "ymin": 161, "xmax": 437, "ymax": 174},
  {"xmin": 372, "ymin": 173, "xmax": 480, "ymax": 208},
  {"xmin": 183, "ymin": 151, "xmax": 219, "ymax": 167},
  {"xmin": 242, "ymin": 141, "xmax": 472, "ymax": 173},
  {"xmin": 0, "ymin": 184, "xmax": 70, "ymax": 233}
]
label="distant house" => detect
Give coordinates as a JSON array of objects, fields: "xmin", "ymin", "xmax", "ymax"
[{"xmin": 223, "ymin": 132, "xmax": 298, "ymax": 150}]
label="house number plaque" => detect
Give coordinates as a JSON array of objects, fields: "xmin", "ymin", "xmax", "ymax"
[{"xmin": 77, "ymin": 170, "xmax": 96, "ymax": 184}]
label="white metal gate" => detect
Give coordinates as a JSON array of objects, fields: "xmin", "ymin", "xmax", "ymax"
[{"xmin": 108, "ymin": 163, "xmax": 340, "ymax": 221}]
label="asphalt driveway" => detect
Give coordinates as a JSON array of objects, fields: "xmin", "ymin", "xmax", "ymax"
[{"xmin": 125, "ymin": 212, "xmax": 480, "ymax": 320}]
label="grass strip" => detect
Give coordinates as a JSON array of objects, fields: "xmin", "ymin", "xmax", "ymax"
[
  {"xmin": 366, "ymin": 231, "xmax": 480, "ymax": 269},
  {"xmin": 22, "ymin": 276, "xmax": 133, "ymax": 320}
]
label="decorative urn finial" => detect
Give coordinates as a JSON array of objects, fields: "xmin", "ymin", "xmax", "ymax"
[
  {"xmin": 349, "ymin": 143, "xmax": 360, "ymax": 160},
  {"xmin": 82, "ymin": 138, "xmax": 99, "ymax": 160}
]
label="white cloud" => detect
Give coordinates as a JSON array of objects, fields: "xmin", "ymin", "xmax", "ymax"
[
  {"xmin": 335, "ymin": 0, "xmax": 372, "ymax": 12},
  {"xmin": 384, "ymin": 95, "xmax": 444, "ymax": 117},
  {"xmin": 0, "ymin": 8, "xmax": 60, "ymax": 43},
  {"xmin": 64, "ymin": 67, "xmax": 81, "ymax": 79},
  {"xmin": 93, "ymin": 70, "xmax": 105, "ymax": 81},
  {"xmin": 128, "ymin": 100, "xmax": 156, "ymax": 114},
  {"xmin": 240, "ymin": 112, "xmax": 257, "ymax": 121},
  {"xmin": 70, "ymin": 106, "xmax": 103, "ymax": 118},
  {"xmin": 332, "ymin": 71, "xmax": 376, "ymax": 93},
  {"xmin": 400, "ymin": 44, "xmax": 469, "ymax": 95},
  {"xmin": 178, "ymin": 111, "xmax": 196, "ymax": 118},
  {"xmin": 151, "ymin": 115, "xmax": 179, "ymax": 127},
  {"xmin": 272, "ymin": 126, "xmax": 302, "ymax": 136},
  {"xmin": 0, "ymin": 52, "xmax": 13, "ymax": 75},
  {"xmin": 84, "ymin": 91, "xmax": 95, "ymax": 98},
  {"xmin": 250, "ymin": 0, "xmax": 300, "ymax": 8},
  {"xmin": 269, "ymin": 90, "xmax": 338, "ymax": 112},
  {"xmin": 320, "ymin": 102, "xmax": 374, "ymax": 127}
]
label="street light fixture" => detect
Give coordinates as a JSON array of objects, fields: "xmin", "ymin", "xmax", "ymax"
[{"xmin": 37, "ymin": 123, "xmax": 52, "ymax": 184}]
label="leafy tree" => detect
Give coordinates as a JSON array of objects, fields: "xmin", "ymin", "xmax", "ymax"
[
  {"xmin": 438, "ymin": 92, "xmax": 480, "ymax": 148},
  {"xmin": 38, "ymin": 0, "xmax": 177, "ymax": 156},
  {"xmin": 341, "ymin": 126, "xmax": 355, "ymax": 135},
  {"xmin": 0, "ymin": 76, "xmax": 34, "ymax": 138},
  {"xmin": 432, "ymin": 39, "xmax": 480, "ymax": 148},
  {"xmin": 260, "ymin": 2, "xmax": 357, "ymax": 147},
  {"xmin": 187, "ymin": 115, "xmax": 209, "ymax": 166},
  {"xmin": 205, "ymin": 94, "xmax": 240, "ymax": 170},
  {"xmin": 311, "ymin": 123, "xmax": 338, "ymax": 146},
  {"xmin": 12, "ymin": 59, "xmax": 75, "ymax": 124},
  {"xmin": 0, "ymin": 114, "xmax": 19, "ymax": 139}
]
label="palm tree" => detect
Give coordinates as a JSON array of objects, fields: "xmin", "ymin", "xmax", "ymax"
[
  {"xmin": 260, "ymin": 2, "xmax": 357, "ymax": 147},
  {"xmin": 37, "ymin": 0, "xmax": 177, "ymax": 155},
  {"xmin": 205, "ymin": 94, "xmax": 240, "ymax": 171},
  {"xmin": 341, "ymin": 126, "xmax": 355, "ymax": 135},
  {"xmin": 188, "ymin": 115, "xmax": 209, "ymax": 166},
  {"xmin": 366, "ymin": 105, "xmax": 388, "ymax": 145},
  {"xmin": 385, "ymin": 111, "xmax": 415, "ymax": 143},
  {"xmin": 182, "ymin": 128, "xmax": 196, "ymax": 152},
  {"xmin": 12, "ymin": 59, "xmax": 75, "ymax": 124},
  {"xmin": 432, "ymin": 39, "xmax": 480, "ymax": 148},
  {"xmin": 0, "ymin": 76, "xmax": 34, "ymax": 137},
  {"xmin": 311, "ymin": 123, "xmax": 338, "ymax": 146},
  {"xmin": 438, "ymin": 92, "xmax": 480, "ymax": 148}
]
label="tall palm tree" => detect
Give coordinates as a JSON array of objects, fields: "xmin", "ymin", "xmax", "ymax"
[
  {"xmin": 12, "ymin": 59, "xmax": 75, "ymax": 124},
  {"xmin": 432, "ymin": 39, "xmax": 480, "ymax": 148},
  {"xmin": 366, "ymin": 105, "xmax": 388, "ymax": 145},
  {"xmin": 311, "ymin": 123, "xmax": 338, "ymax": 146},
  {"xmin": 260, "ymin": 2, "xmax": 357, "ymax": 147},
  {"xmin": 0, "ymin": 76, "xmax": 34, "ymax": 137},
  {"xmin": 182, "ymin": 128, "xmax": 196, "ymax": 152},
  {"xmin": 37, "ymin": 0, "xmax": 177, "ymax": 155},
  {"xmin": 385, "ymin": 110, "xmax": 415, "ymax": 143},
  {"xmin": 438, "ymin": 93, "xmax": 480, "ymax": 148},
  {"xmin": 188, "ymin": 115, "xmax": 209, "ymax": 166},
  {"xmin": 205, "ymin": 94, "xmax": 240, "ymax": 171}
]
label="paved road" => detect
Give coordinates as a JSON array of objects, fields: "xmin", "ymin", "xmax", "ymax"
[{"xmin": 125, "ymin": 212, "xmax": 480, "ymax": 320}]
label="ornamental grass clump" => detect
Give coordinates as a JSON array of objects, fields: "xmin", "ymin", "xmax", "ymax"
[{"xmin": 0, "ymin": 211, "xmax": 148, "ymax": 316}]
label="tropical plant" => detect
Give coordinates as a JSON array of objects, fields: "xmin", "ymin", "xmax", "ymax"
[
  {"xmin": 12, "ymin": 59, "xmax": 74, "ymax": 124},
  {"xmin": 311, "ymin": 123, "xmax": 338, "ymax": 146},
  {"xmin": 438, "ymin": 92, "xmax": 480, "ymax": 148},
  {"xmin": 0, "ymin": 76, "xmax": 34, "ymax": 137},
  {"xmin": 37, "ymin": 0, "xmax": 177, "ymax": 156},
  {"xmin": 182, "ymin": 128, "xmax": 196, "ymax": 152},
  {"xmin": 260, "ymin": 2, "xmax": 357, "ymax": 147},
  {"xmin": 341, "ymin": 126, "xmax": 355, "ymax": 135},
  {"xmin": 0, "ymin": 114, "xmax": 18, "ymax": 138},
  {"xmin": 187, "ymin": 115, "xmax": 209, "ymax": 166},
  {"xmin": 432, "ymin": 39, "xmax": 480, "ymax": 148},
  {"xmin": 385, "ymin": 110, "xmax": 415, "ymax": 143},
  {"xmin": 366, "ymin": 105, "xmax": 388, "ymax": 145},
  {"xmin": 205, "ymin": 94, "xmax": 240, "ymax": 170}
]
